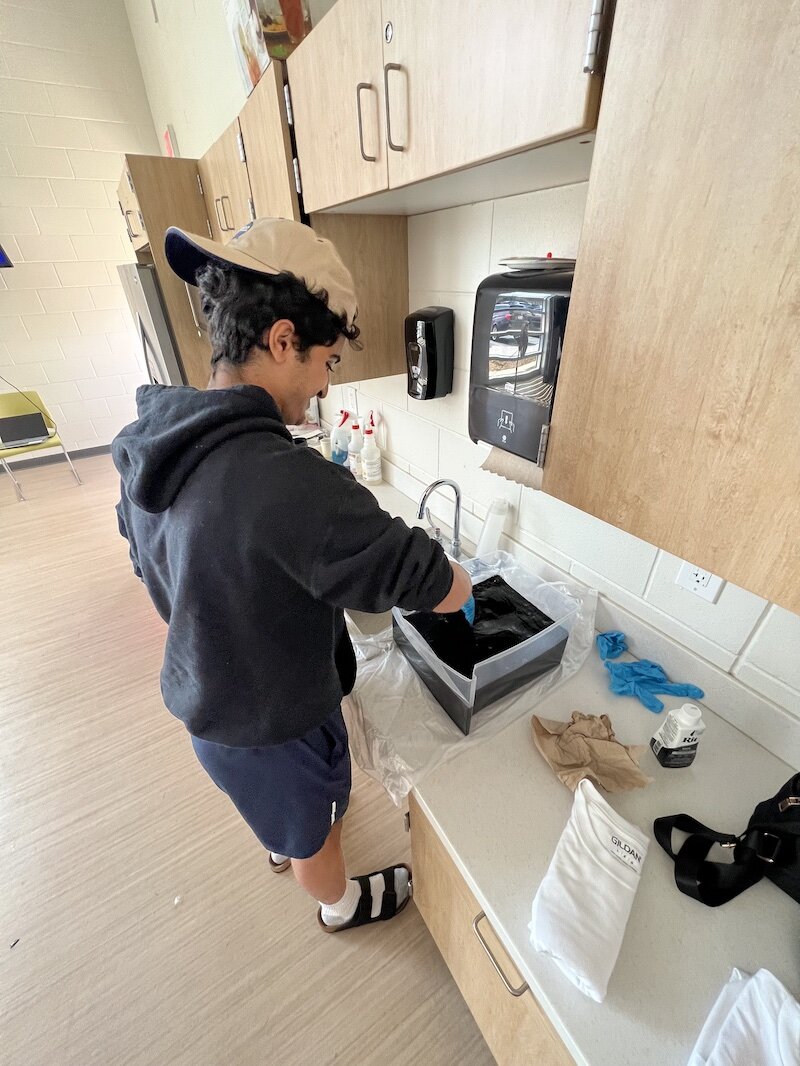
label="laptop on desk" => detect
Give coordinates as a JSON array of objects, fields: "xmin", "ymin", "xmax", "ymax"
[{"xmin": 0, "ymin": 412, "xmax": 51, "ymax": 449}]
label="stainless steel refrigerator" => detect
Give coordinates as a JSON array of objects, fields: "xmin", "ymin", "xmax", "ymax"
[{"xmin": 118, "ymin": 263, "xmax": 188, "ymax": 386}]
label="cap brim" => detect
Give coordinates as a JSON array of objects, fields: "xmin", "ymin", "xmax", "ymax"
[{"xmin": 164, "ymin": 227, "xmax": 281, "ymax": 287}]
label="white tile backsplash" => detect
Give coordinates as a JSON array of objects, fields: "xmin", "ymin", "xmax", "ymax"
[
  {"xmin": 489, "ymin": 181, "xmax": 588, "ymax": 270},
  {"xmin": 644, "ymin": 550, "xmax": 768, "ymax": 652},
  {"xmin": 736, "ymin": 606, "xmax": 800, "ymax": 693},
  {"xmin": 357, "ymin": 373, "xmax": 409, "ymax": 413},
  {"xmin": 519, "ymin": 487, "xmax": 659, "ymax": 594},
  {"xmin": 381, "ymin": 404, "xmax": 439, "ymax": 478},
  {"xmin": 408, "ymin": 201, "xmax": 493, "ymax": 292}
]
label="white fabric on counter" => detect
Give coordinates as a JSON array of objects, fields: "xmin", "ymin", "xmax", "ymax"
[
  {"xmin": 529, "ymin": 777, "xmax": 649, "ymax": 1003},
  {"xmin": 688, "ymin": 968, "xmax": 800, "ymax": 1066}
]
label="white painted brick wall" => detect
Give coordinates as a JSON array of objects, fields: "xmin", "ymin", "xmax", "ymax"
[
  {"xmin": 0, "ymin": 0, "xmax": 159, "ymax": 452},
  {"xmin": 320, "ymin": 184, "xmax": 800, "ymax": 727}
]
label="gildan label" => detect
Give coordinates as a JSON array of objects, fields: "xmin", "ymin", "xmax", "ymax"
[{"xmin": 605, "ymin": 832, "xmax": 645, "ymax": 872}]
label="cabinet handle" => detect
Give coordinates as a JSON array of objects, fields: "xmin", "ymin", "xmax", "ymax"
[
  {"xmin": 124, "ymin": 209, "xmax": 140, "ymax": 238},
  {"xmin": 472, "ymin": 912, "xmax": 529, "ymax": 997},
  {"xmin": 220, "ymin": 195, "xmax": 235, "ymax": 231},
  {"xmin": 356, "ymin": 82, "xmax": 378, "ymax": 162},
  {"xmin": 383, "ymin": 62, "xmax": 406, "ymax": 152},
  {"xmin": 213, "ymin": 197, "xmax": 225, "ymax": 232}
]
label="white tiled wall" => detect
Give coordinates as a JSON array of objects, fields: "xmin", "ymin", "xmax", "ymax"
[
  {"xmin": 0, "ymin": 0, "xmax": 158, "ymax": 452},
  {"xmin": 320, "ymin": 184, "xmax": 800, "ymax": 732}
]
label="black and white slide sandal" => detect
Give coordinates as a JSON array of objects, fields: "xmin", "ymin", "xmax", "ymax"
[{"xmin": 317, "ymin": 864, "xmax": 413, "ymax": 933}]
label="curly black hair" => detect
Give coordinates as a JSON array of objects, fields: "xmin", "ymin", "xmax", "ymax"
[{"xmin": 197, "ymin": 262, "xmax": 361, "ymax": 366}]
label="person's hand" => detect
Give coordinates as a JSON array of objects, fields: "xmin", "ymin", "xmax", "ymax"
[{"xmin": 461, "ymin": 595, "xmax": 475, "ymax": 625}]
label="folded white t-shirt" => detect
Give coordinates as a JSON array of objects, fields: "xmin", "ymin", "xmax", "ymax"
[
  {"xmin": 529, "ymin": 777, "xmax": 649, "ymax": 1002},
  {"xmin": 688, "ymin": 968, "xmax": 800, "ymax": 1066}
]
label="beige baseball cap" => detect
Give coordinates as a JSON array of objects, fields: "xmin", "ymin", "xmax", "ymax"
[{"xmin": 164, "ymin": 217, "xmax": 357, "ymax": 326}]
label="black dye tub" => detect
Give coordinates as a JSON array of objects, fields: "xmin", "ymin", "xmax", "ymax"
[{"xmin": 392, "ymin": 552, "xmax": 578, "ymax": 735}]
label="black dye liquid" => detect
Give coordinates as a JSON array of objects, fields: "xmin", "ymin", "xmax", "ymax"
[{"xmin": 406, "ymin": 575, "xmax": 556, "ymax": 678}]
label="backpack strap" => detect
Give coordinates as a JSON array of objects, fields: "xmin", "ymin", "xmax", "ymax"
[{"xmin": 653, "ymin": 814, "xmax": 771, "ymax": 907}]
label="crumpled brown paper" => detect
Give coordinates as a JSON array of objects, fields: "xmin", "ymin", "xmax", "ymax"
[{"xmin": 531, "ymin": 711, "xmax": 653, "ymax": 792}]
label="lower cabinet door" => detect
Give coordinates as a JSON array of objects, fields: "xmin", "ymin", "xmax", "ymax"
[{"xmin": 409, "ymin": 794, "xmax": 573, "ymax": 1066}]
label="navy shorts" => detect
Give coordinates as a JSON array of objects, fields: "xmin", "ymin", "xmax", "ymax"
[{"xmin": 191, "ymin": 707, "xmax": 351, "ymax": 860}]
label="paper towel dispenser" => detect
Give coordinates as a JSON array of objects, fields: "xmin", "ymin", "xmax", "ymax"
[{"xmin": 468, "ymin": 261, "xmax": 573, "ymax": 465}]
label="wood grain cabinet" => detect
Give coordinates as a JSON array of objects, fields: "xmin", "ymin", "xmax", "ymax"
[
  {"xmin": 288, "ymin": 0, "xmax": 604, "ymax": 212},
  {"xmin": 198, "ymin": 119, "xmax": 254, "ymax": 242},
  {"xmin": 119, "ymin": 155, "xmax": 211, "ymax": 390},
  {"xmin": 409, "ymin": 795, "xmax": 574, "ymax": 1066},
  {"xmin": 239, "ymin": 61, "xmax": 301, "ymax": 221},
  {"xmin": 542, "ymin": 1, "xmax": 800, "ymax": 613}
]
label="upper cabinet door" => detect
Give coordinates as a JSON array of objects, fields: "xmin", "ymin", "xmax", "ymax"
[
  {"xmin": 381, "ymin": 0, "xmax": 602, "ymax": 188},
  {"xmin": 543, "ymin": 1, "xmax": 800, "ymax": 612},
  {"xmin": 239, "ymin": 62, "xmax": 300, "ymax": 221},
  {"xmin": 199, "ymin": 119, "xmax": 253, "ymax": 243},
  {"xmin": 287, "ymin": 0, "xmax": 389, "ymax": 212}
]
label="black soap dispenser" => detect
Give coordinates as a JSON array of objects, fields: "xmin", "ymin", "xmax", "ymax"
[{"xmin": 405, "ymin": 306, "xmax": 454, "ymax": 400}]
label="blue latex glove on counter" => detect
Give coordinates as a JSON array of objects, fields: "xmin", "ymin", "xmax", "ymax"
[
  {"xmin": 596, "ymin": 630, "xmax": 627, "ymax": 660},
  {"xmin": 604, "ymin": 659, "xmax": 704, "ymax": 714},
  {"xmin": 461, "ymin": 595, "xmax": 476, "ymax": 626}
]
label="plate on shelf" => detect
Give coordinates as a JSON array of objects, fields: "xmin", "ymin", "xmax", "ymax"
[{"xmin": 498, "ymin": 256, "xmax": 576, "ymax": 272}]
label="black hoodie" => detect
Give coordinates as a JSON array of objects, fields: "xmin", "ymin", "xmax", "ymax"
[{"xmin": 112, "ymin": 384, "xmax": 453, "ymax": 746}]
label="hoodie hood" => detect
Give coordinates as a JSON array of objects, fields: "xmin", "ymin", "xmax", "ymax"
[{"xmin": 112, "ymin": 384, "xmax": 291, "ymax": 513}]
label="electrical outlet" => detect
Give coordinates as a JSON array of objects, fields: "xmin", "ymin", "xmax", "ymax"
[
  {"xmin": 675, "ymin": 561, "xmax": 725, "ymax": 603},
  {"xmin": 344, "ymin": 386, "xmax": 358, "ymax": 414}
]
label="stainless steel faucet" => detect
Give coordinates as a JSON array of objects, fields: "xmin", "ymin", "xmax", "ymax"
[{"xmin": 418, "ymin": 479, "xmax": 462, "ymax": 560}]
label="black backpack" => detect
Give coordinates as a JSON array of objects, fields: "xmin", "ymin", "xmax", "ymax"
[{"xmin": 654, "ymin": 774, "xmax": 800, "ymax": 906}]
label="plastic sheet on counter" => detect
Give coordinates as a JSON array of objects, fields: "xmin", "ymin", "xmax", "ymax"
[{"xmin": 343, "ymin": 566, "xmax": 597, "ymax": 806}]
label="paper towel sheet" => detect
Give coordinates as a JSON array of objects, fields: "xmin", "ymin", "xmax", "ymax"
[{"xmin": 481, "ymin": 447, "xmax": 544, "ymax": 490}]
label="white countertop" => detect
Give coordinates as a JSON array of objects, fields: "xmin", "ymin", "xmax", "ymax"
[
  {"xmin": 412, "ymin": 652, "xmax": 800, "ymax": 1066},
  {"xmin": 360, "ymin": 476, "xmax": 799, "ymax": 1065}
]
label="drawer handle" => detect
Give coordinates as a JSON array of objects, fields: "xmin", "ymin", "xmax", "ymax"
[
  {"xmin": 213, "ymin": 197, "xmax": 225, "ymax": 232},
  {"xmin": 220, "ymin": 195, "xmax": 235, "ymax": 231},
  {"xmin": 383, "ymin": 62, "xmax": 406, "ymax": 152},
  {"xmin": 472, "ymin": 911, "xmax": 529, "ymax": 997},
  {"xmin": 124, "ymin": 209, "xmax": 140, "ymax": 238},
  {"xmin": 356, "ymin": 82, "xmax": 378, "ymax": 162}
]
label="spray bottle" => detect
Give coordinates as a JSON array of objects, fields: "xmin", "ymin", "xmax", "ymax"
[
  {"xmin": 331, "ymin": 410, "xmax": 351, "ymax": 465},
  {"xmin": 348, "ymin": 418, "xmax": 364, "ymax": 478}
]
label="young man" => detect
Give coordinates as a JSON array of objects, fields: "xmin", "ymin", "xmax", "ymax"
[{"xmin": 112, "ymin": 218, "xmax": 471, "ymax": 932}]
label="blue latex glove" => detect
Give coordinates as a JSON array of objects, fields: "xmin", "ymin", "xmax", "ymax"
[
  {"xmin": 461, "ymin": 595, "xmax": 476, "ymax": 626},
  {"xmin": 596, "ymin": 630, "xmax": 627, "ymax": 660},
  {"xmin": 604, "ymin": 659, "xmax": 704, "ymax": 714}
]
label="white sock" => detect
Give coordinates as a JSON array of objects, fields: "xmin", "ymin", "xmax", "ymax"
[
  {"xmin": 320, "ymin": 868, "xmax": 410, "ymax": 927},
  {"xmin": 271, "ymin": 852, "xmax": 289, "ymax": 865}
]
